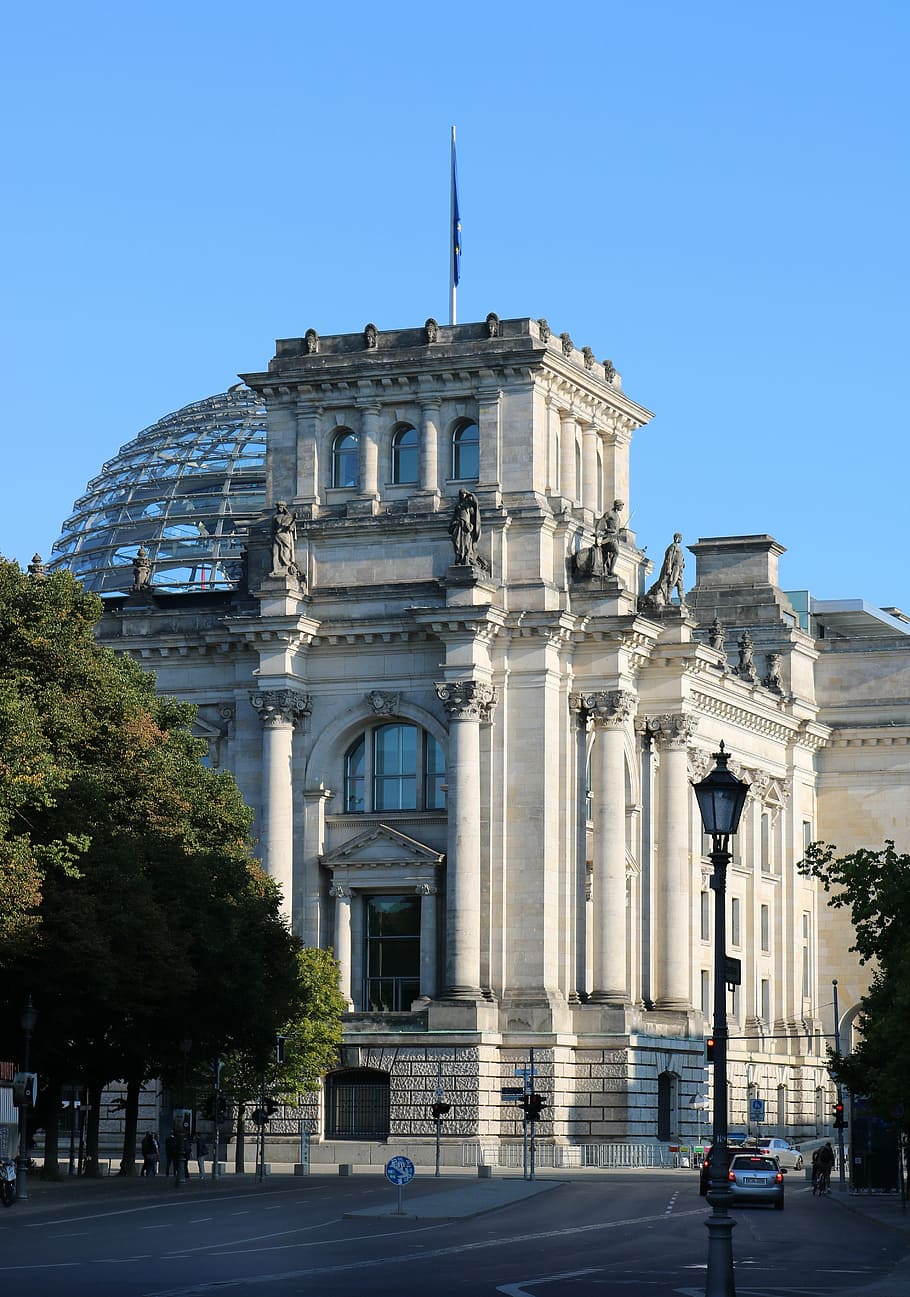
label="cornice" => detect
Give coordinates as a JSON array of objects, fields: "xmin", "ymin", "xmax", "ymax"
[{"xmin": 689, "ymin": 689, "xmax": 797, "ymax": 743}]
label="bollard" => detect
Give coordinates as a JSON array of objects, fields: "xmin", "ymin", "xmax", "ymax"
[
  {"xmin": 339, "ymin": 1163, "xmax": 353, "ymax": 1176},
  {"xmin": 478, "ymin": 1164, "xmax": 493, "ymax": 1179}
]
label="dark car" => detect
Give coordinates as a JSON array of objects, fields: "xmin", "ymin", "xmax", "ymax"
[
  {"xmin": 699, "ymin": 1138, "xmax": 747, "ymax": 1195},
  {"xmin": 726, "ymin": 1153, "xmax": 785, "ymax": 1209}
]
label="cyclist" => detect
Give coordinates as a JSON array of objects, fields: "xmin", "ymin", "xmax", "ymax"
[{"xmin": 813, "ymin": 1141, "xmax": 835, "ymax": 1194}]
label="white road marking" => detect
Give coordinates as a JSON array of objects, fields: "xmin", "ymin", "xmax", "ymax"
[
  {"xmin": 496, "ymin": 1268, "xmax": 602, "ymax": 1295},
  {"xmin": 140, "ymin": 1208, "xmax": 706, "ymax": 1295}
]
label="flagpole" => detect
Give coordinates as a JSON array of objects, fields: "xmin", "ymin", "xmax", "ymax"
[{"xmin": 449, "ymin": 125, "xmax": 458, "ymax": 326}]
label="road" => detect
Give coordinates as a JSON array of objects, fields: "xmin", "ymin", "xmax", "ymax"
[{"xmin": 0, "ymin": 1170, "xmax": 905, "ymax": 1297}]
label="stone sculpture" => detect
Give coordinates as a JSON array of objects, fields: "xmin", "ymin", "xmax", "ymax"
[{"xmin": 448, "ymin": 488, "xmax": 481, "ymax": 566}]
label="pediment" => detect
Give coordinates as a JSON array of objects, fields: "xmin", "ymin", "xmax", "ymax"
[{"xmin": 322, "ymin": 823, "xmax": 444, "ymax": 869}]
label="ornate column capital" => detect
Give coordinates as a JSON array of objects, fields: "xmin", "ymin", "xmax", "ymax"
[
  {"xmin": 641, "ymin": 712, "xmax": 699, "ymax": 749},
  {"xmin": 329, "ymin": 884, "xmax": 350, "ymax": 900},
  {"xmin": 570, "ymin": 689, "xmax": 637, "ymax": 729},
  {"xmin": 435, "ymin": 680, "xmax": 497, "ymax": 721},
  {"xmin": 415, "ymin": 882, "xmax": 438, "ymax": 897},
  {"xmin": 250, "ymin": 688, "xmax": 313, "ymax": 729}
]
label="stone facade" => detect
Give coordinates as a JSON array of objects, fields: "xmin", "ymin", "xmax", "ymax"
[{"xmin": 90, "ymin": 318, "xmax": 910, "ymax": 1163}]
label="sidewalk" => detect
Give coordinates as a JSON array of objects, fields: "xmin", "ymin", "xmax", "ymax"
[{"xmin": 828, "ymin": 1189, "xmax": 910, "ymax": 1297}]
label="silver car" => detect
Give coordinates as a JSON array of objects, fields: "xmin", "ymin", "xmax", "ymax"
[
  {"xmin": 745, "ymin": 1136, "xmax": 803, "ymax": 1170},
  {"xmin": 727, "ymin": 1153, "xmax": 785, "ymax": 1209}
]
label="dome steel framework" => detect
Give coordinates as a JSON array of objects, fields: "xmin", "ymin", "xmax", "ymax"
[{"xmin": 49, "ymin": 386, "xmax": 267, "ymax": 594}]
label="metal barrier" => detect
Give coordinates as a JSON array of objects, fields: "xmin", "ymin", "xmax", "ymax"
[{"xmin": 462, "ymin": 1142, "xmax": 671, "ymax": 1169}]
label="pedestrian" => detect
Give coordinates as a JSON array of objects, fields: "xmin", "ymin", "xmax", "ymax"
[
  {"xmin": 196, "ymin": 1134, "xmax": 209, "ymax": 1179},
  {"xmin": 180, "ymin": 1132, "xmax": 191, "ymax": 1182},
  {"xmin": 141, "ymin": 1131, "xmax": 159, "ymax": 1177},
  {"xmin": 164, "ymin": 1132, "xmax": 178, "ymax": 1178}
]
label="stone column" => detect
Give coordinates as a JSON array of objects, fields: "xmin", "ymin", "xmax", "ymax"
[
  {"xmin": 419, "ymin": 401, "xmax": 440, "ymax": 493},
  {"xmin": 559, "ymin": 411, "xmax": 577, "ymax": 503},
  {"xmin": 581, "ymin": 423, "xmax": 599, "ymax": 515},
  {"xmin": 250, "ymin": 689, "xmax": 312, "ymax": 927},
  {"xmin": 302, "ymin": 784, "xmax": 332, "ymax": 948},
  {"xmin": 330, "ymin": 884, "xmax": 354, "ymax": 1008},
  {"xmin": 588, "ymin": 691, "xmax": 636, "ymax": 1004},
  {"xmin": 435, "ymin": 680, "xmax": 497, "ymax": 998},
  {"xmin": 359, "ymin": 403, "xmax": 380, "ymax": 499},
  {"xmin": 649, "ymin": 713, "xmax": 698, "ymax": 1009},
  {"xmin": 568, "ymin": 696, "xmax": 591, "ymax": 1001},
  {"xmin": 417, "ymin": 882, "xmax": 438, "ymax": 999}
]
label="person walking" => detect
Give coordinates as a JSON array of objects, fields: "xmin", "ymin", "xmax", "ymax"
[
  {"xmin": 164, "ymin": 1132, "xmax": 178, "ymax": 1178},
  {"xmin": 141, "ymin": 1131, "xmax": 159, "ymax": 1177},
  {"xmin": 195, "ymin": 1134, "xmax": 209, "ymax": 1179}
]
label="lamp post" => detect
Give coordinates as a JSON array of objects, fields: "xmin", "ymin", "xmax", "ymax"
[
  {"xmin": 693, "ymin": 742, "xmax": 749, "ymax": 1297},
  {"xmin": 175, "ymin": 1037, "xmax": 192, "ymax": 1188},
  {"xmin": 16, "ymin": 997, "xmax": 38, "ymax": 1202},
  {"xmin": 832, "ymin": 979, "xmax": 847, "ymax": 1191}
]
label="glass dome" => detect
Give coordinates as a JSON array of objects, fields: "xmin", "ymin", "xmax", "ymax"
[{"xmin": 49, "ymin": 385, "xmax": 267, "ymax": 594}]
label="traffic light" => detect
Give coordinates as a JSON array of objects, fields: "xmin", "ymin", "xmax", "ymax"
[
  {"xmin": 251, "ymin": 1107, "xmax": 266, "ymax": 1126},
  {"xmin": 216, "ymin": 1095, "xmax": 228, "ymax": 1122},
  {"xmin": 523, "ymin": 1093, "xmax": 546, "ymax": 1122},
  {"xmin": 705, "ymin": 1037, "xmax": 716, "ymax": 1064},
  {"xmin": 833, "ymin": 1101, "xmax": 847, "ymax": 1129},
  {"xmin": 265, "ymin": 1098, "xmax": 279, "ymax": 1116},
  {"xmin": 431, "ymin": 1101, "xmax": 451, "ymax": 1120}
]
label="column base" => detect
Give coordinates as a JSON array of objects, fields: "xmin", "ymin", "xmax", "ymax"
[{"xmin": 587, "ymin": 990, "xmax": 630, "ymax": 1006}]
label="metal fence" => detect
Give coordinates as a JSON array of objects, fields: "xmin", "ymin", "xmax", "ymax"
[{"xmin": 463, "ymin": 1142, "xmax": 681, "ymax": 1169}]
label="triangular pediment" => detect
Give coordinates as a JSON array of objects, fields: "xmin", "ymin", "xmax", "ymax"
[{"xmin": 322, "ymin": 824, "xmax": 444, "ymax": 868}]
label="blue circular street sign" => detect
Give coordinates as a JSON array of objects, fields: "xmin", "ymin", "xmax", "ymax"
[{"xmin": 385, "ymin": 1155, "xmax": 415, "ymax": 1186}]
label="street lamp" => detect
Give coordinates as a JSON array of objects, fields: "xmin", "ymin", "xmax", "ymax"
[
  {"xmin": 16, "ymin": 997, "xmax": 38, "ymax": 1202},
  {"xmin": 693, "ymin": 742, "xmax": 749, "ymax": 1297}
]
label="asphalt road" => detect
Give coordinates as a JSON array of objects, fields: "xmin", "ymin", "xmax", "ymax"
[{"xmin": 1, "ymin": 1171, "xmax": 905, "ymax": 1297}]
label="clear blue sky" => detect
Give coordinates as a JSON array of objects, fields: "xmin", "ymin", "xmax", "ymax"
[{"xmin": 2, "ymin": 1, "xmax": 907, "ymax": 608}]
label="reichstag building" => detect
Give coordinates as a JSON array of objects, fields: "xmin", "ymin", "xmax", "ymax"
[{"xmin": 48, "ymin": 316, "xmax": 910, "ymax": 1166}]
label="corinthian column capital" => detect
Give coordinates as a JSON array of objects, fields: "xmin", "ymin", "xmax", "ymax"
[
  {"xmin": 435, "ymin": 680, "xmax": 497, "ymax": 721},
  {"xmin": 250, "ymin": 688, "xmax": 313, "ymax": 728},
  {"xmin": 643, "ymin": 712, "xmax": 699, "ymax": 749},
  {"xmin": 570, "ymin": 689, "xmax": 637, "ymax": 729}
]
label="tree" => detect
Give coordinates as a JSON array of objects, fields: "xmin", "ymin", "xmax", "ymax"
[
  {"xmin": 221, "ymin": 946, "xmax": 344, "ymax": 1171},
  {"xmin": 0, "ymin": 558, "xmax": 305, "ymax": 1175},
  {"xmin": 799, "ymin": 839, "xmax": 910, "ymax": 1120}
]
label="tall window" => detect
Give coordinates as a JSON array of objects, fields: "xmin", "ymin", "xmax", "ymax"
[
  {"xmin": 760, "ymin": 903, "xmax": 770, "ymax": 952},
  {"xmin": 365, "ymin": 896, "xmax": 421, "ymax": 1011},
  {"xmin": 344, "ymin": 724, "xmax": 445, "ymax": 813},
  {"xmin": 451, "ymin": 421, "xmax": 479, "ymax": 480},
  {"xmin": 391, "ymin": 425, "xmax": 418, "ymax": 484},
  {"xmin": 700, "ymin": 891, "xmax": 711, "ymax": 942},
  {"xmin": 700, "ymin": 969, "xmax": 710, "ymax": 1014},
  {"xmin": 802, "ymin": 911, "xmax": 812, "ymax": 998},
  {"xmin": 730, "ymin": 897, "xmax": 741, "ymax": 948},
  {"xmin": 761, "ymin": 813, "xmax": 771, "ymax": 872},
  {"xmin": 760, "ymin": 977, "xmax": 771, "ymax": 1023},
  {"xmin": 332, "ymin": 429, "xmax": 359, "ymax": 488}
]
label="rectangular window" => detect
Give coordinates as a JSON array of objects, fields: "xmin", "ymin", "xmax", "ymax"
[
  {"xmin": 761, "ymin": 978, "xmax": 771, "ymax": 1023},
  {"xmin": 802, "ymin": 911, "xmax": 812, "ymax": 999},
  {"xmin": 700, "ymin": 891, "xmax": 711, "ymax": 942},
  {"xmin": 731, "ymin": 897, "xmax": 741, "ymax": 948},
  {"xmin": 761, "ymin": 813, "xmax": 770, "ymax": 872},
  {"xmin": 364, "ymin": 896, "xmax": 421, "ymax": 1011},
  {"xmin": 701, "ymin": 969, "xmax": 710, "ymax": 1015},
  {"xmin": 803, "ymin": 820, "xmax": 813, "ymax": 852},
  {"xmin": 760, "ymin": 903, "xmax": 770, "ymax": 953}
]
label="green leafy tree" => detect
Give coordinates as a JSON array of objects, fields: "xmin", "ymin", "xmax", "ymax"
[
  {"xmin": 221, "ymin": 946, "xmax": 344, "ymax": 1171},
  {"xmin": 0, "ymin": 558, "xmax": 304, "ymax": 1176},
  {"xmin": 800, "ymin": 839, "xmax": 910, "ymax": 1120}
]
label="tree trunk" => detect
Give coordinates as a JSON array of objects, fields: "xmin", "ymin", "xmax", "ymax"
[
  {"xmin": 85, "ymin": 1080, "xmax": 104, "ymax": 1176},
  {"xmin": 40, "ymin": 1076, "xmax": 62, "ymax": 1179},
  {"xmin": 119, "ymin": 1074, "xmax": 142, "ymax": 1175}
]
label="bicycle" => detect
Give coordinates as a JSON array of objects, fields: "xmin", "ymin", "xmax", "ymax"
[{"xmin": 812, "ymin": 1165, "xmax": 831, "ymax": 1196}]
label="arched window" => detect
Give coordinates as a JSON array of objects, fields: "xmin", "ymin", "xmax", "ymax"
[
  {"xmin": 344, "ymin": 723, "xmax": 445, "ymax": 813},
  {"xmin": 391, "ymin": 425, "xmax": 418, "ymax": 485},
  {"xmin": 451, "ymin": 421, "xmax": 479, "ymax": 481},
  {"xmin": 331, "ymin": 429, "xmax": 359, "ymax": 489}
]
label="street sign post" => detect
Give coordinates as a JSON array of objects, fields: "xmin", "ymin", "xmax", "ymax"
[
  {"xmin": 749, "ymin": 1097, "xmax": 765, "ymax": 1124},
  {"xmin": 385, "ymin": 1155, "xmax": 415, "ymax": 1215}
]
